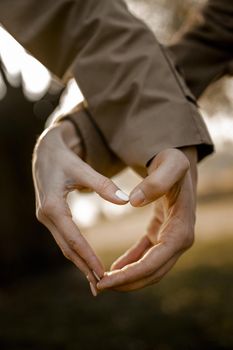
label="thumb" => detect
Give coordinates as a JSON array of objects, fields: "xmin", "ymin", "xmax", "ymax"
[
  {"xmin": 72, "ymin": 159, "xmax": 129, "ymax": 205},
  {"xmin": 129, "ymin": 149, "xmax": 190, "ymax": 207}
]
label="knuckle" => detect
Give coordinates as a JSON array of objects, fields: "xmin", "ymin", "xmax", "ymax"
[
  {"xmin": 68, "ymin": 238, "xmax": 79, "ymax": 252},
  {"xmin": 143, "ymin": 259, "xmax": 155, "ymax": 277},
  {"xmin": 62, "ymin": 249, "xmax": 72, "ymax": 261},
  {"xmin": 183, "ymin": 233, "xmax": 195, "ymax": 249},
  {"xmin": 169, "ymin": 217, "xmax": 195, "ymax": 250},
  {"xmin": 41, "ymin": 198, "xmax": 59, "ymax": 218},
  {"xmin": 182, "ymin": 156, "xmax": 190, "ymax": 173},
  {"xmin": 175, "ymin": 223, "xmax": 195, "ymax": 250},
  {"xmin": 36, "ymin": 207, "xmax": 45, "ymax": 222},
  {"xmin": 145, "ymin": 178, "xmax": 166, "ymax": 199},
  {"xmin": 97, "ymin": 177, "xmax": 112, "ymax": 194},
  {"xmin": 176, "ymin": 151, "xmax": 190, "ymax": 174}
]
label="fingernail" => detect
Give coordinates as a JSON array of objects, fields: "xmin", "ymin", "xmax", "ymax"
[
  {"xmin": 90, "ymin": 282, "xmax": 97, "ymax": 297},
  {"xmin": 97, "ymin": 278, "xmax": 110, "ymax": 290},
  {"xmin": 93, "ymin": 270, "xmax": 101, "ymax": 281},
  {"xmin": 115, "ymin": 190, "xmax": 129, "ymax": 202},
  {"xmin": 97, "ymin": 272, "xmax": 113, "ymax": 289},
  {"xmin": 86, "ymin": 275, "xmax": 90, "ymax": 282},
  {"xmin": 97, "ymin": 281, "xmax": 105, "ymax": 290},
  {"xmin": 130, "ymin": 189, "xmax": 145, "ymax": 206}
]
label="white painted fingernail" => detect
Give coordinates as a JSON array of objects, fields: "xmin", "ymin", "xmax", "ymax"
[
  {"xmin": 90, "ymin": 282, "xmax": 97, "ymax": 297},
  {"xmin": 93, "ymin": 270, "xmax": 101, "ymax": 281},
  {"xmin": 115, "ymin": 190, "xmax": 129, "ymax": 202}
]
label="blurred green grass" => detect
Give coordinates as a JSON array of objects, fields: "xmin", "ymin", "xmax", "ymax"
[{"xmin": 0, "ymin": 236, "xmax": 232, "ymax": 350}]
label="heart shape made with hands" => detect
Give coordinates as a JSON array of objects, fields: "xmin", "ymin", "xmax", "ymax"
[{"xmin": 33, "ymin": 119, "xmax": 196, "ymax": 296}]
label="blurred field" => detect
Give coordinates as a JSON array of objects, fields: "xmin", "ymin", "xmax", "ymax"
[{"xmin": 0, "ymin": 238, "xmax": 232, "ymax": 350}]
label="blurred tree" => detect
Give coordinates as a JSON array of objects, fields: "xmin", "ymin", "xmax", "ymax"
[{"xmin": 0, "ymin": 62, "xmax": 65, "ymax": 286}]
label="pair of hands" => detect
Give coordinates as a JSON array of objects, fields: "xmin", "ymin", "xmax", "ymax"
[{"xmin": 32, "ymin": 119, "xmax": 197, "ymax": 296}]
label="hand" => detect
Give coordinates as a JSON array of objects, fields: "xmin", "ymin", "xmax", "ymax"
[
  {"xmin": 97, "ymin": 147, "xmax": 197, "ymax": 292},
  {"xmin": 32, "ymin": 119, "xmax": 129, "ymax": 296}
]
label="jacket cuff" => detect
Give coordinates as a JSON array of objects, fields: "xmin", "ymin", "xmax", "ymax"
[
  {"xmin": 56, "ymin": 103, "xmax": 125, "ymax": 178},
  {"xmin": 118, "ymin": 100, "xmax": 214, "ymax": 177}
]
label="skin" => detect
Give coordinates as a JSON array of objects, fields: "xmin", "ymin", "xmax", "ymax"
[
  {"xmin": 97, "ymin": 147, "xmax": 197, "ymax": 292},
  {"xmin": 33, "ymin": 118, "xmax": 197, "ymax": 295},
  {"xmin": 32, "ymin": 120, "xmax": 129, "ymax": 296}
]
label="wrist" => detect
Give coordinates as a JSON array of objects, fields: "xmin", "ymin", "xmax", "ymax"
[
  {"xmin": 56, "ymin": 119, "xmax": 85, "ymax": 159},
  {"xmin": 179, "ymin": 146, "xmax": 197, "ymax": 165},
  {"xmin": 179, "ymin": 146, "xmax": 198, "ymax": 183}
]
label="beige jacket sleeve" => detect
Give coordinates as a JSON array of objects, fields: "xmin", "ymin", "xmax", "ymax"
[
  {"xmin": 0, "ymin": 0, "xmax": 213, "ymax": 177},
  {"xmin": 169, "ymin": 0, "xmax": 233, "ymax": 99}
]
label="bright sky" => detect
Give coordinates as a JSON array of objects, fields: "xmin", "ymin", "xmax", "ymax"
[{"xmin": 0, "ymin": 27, "xmax": 232, "ymax": 227}]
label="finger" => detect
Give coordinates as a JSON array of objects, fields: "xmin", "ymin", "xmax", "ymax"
[
  {"xmin": 98, "ymin": 203, "xmax": 195, "ymax": 291},
  {"xmin": 97, "ymin": 241, "xmax": 176, "ymax": 290},
  {"xmin": 54, "ymin": 213, "xmax": 105, "ymax": 279},
  {"xmin": 113, "ymin": 252, "xmax": 181, "ymax": 292},
  {"xmin": 111, "ymin": 199, "xmax": 166, "ymax": 271},
  {"xmin": 69, "ymin": 157, "xmax": 129, "ymax": 205},
  {"xmin": 44, "ymin": 218, "xmax": 99, "ymax": 294},
  {"xmin": 40, "ymin": 197, "xmax": 105, "ymax": 280},
  {"xmin": 110, "ymin": 236, "xmax": 152, "ymax": 271},
  {"xmin": 129, "ymin": 149, "xmax": 189, "ymax": 207}
]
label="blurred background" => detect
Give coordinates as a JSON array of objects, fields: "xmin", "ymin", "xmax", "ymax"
[{"xmin": 0, "ymin": 0, "xmax": 232, "ymax": 349}]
